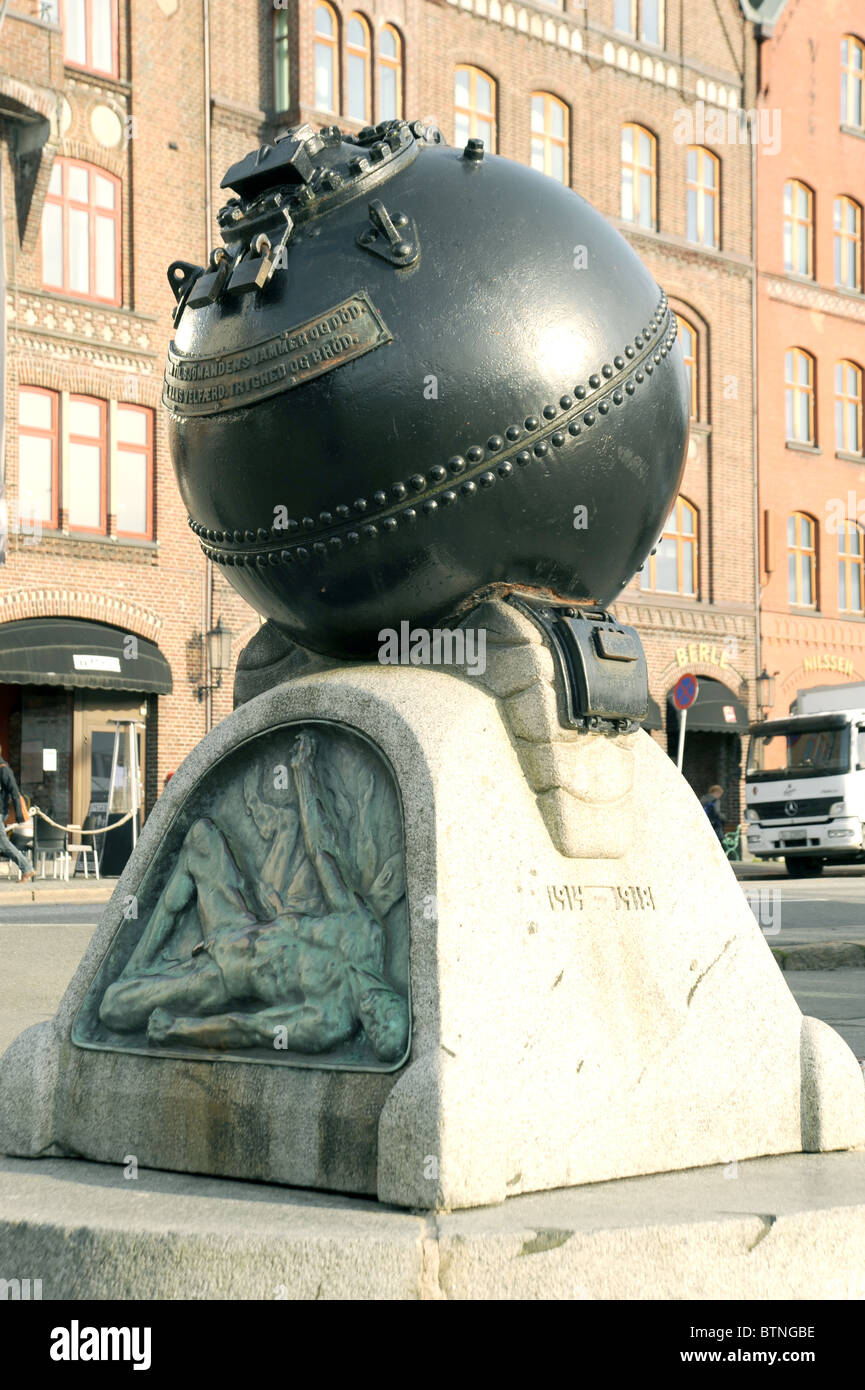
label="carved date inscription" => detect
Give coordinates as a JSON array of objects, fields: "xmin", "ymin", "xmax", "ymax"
[{"xmin": 546, "ymin": 884, "xmax": 656, "ymax": 911}]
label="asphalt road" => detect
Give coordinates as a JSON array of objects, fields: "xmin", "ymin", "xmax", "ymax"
[
  {"xmin": 735, "ymin": 868, "xmax": 865, "ymax": 1057},
  {"xmin": 0, "ymin": 890, "xmax": 109, "ymax": 1050},
  {"xmin": 737, "ymin": 866, "xmax": 865, "ymax": 947},
  {"xmin": 0, "ymin": 920, "xmax": 96, "ymax": 1057},
  {"xmin": 785, "ymin": 969, "xmax": 865, "ymax": 1060},
  {"xmin": 0, "ymin": 902, "xmax": 103, "ymax": 926}
]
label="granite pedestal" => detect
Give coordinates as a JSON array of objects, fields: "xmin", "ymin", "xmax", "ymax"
[{"xmin": 1, "ymin": 602, "xmax": 863, "ymax": 1212}]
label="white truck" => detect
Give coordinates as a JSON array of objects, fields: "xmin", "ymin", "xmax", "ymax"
[{"xmin": 745, "ymin": 682, "xmax": 865, "ymax": 877}]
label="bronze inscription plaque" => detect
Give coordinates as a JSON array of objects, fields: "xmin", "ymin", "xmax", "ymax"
[{"xmin": 163, "ymin": 291, "xmax": 392, "ymax": 416}]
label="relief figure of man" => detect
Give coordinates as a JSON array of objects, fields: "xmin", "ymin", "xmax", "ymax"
[{"xmin": 98, "ymin": 732, "xmax": 408, "ymax": 1063}]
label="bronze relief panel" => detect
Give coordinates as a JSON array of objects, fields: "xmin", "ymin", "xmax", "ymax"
[{"xmin": 73, "ymin": 723, "xmax": 410, "ymax": 1072}]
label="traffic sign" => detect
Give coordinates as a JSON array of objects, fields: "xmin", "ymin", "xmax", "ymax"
[{"xmin": 673, "ymin": 673, "xmax": 699, "ymax": 711}]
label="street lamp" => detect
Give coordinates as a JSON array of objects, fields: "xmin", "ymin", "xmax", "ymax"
[
  {"xmin": 755, "ymin": 667, "xmax": 777, "ymax": 720},
  {"xmin": 196, "ymin": 618, "xmax": 234, "ymax": 701}
]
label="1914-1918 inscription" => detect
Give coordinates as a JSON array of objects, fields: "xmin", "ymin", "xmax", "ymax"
[
  {"xmin": 547, "ymin": 884, "xmax": 657, "ymax": 911},
  {"xmin": 163, "ymin": 291, "xmax": 392, "ymax": 416}
]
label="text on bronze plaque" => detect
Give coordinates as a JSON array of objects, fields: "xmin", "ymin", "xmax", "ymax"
[{"xmin": 163, "ymin": 291, "xmax": 392, "ymax": 416}]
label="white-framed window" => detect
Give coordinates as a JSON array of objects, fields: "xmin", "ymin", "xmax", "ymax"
[{"xmin": 41, "ymin": 159, "xmax": 120, "ymax": 306}]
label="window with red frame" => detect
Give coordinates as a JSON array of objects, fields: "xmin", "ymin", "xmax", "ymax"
[
  {"xmin": 68, "ymin": 395, "xmax": 107, "ymax": 533},
  {"xmin": 18, "ymin": 388, "xmax": 59, "ymax": 530},
  {"xmin": 41, "ymin": 160, "xmax": 121, "ymax": 306},
  {"xmin": 60, "ymin": 0, "xmax": 119, "ymax": 79},
  {"xmin": 116, "ymin": 405, "xmax": 154, "ymax": 539}
]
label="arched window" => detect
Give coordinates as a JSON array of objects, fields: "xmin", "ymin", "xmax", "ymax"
[
  {"xmin": 686, "ymin": 147, "xmax": 719, "ymax": 248},
  {"xmin": 377, "ymin": 25, "xmax": 402, "ymax": 122},
  {"xmin": 346, "ymin": 13, "xmax": 371, "ymax": 124},
  {"xmin": 454, "ymin": 66, "xmax": 496, "ymax": 152},
  {"xmin": 314, "ymin": 3, "xmax": 338, "ymax": 114},
  {"xmin": 785, "ymin": 348, "xmax": 815, "ymax": 444},
  {"xmin": 60, "ymin": 0, "xmax": 118, "ymax": 79},
  {"xmin": 788, "ymin": 513, "xmax": 817, "ymax": 607},
  {"xmin": 677, "ymin": 316, "xmax": 698, "ymax": 419},
  {"xmin": 530, "ymin": 94, "xmax": 568, "ymax": 183},
  {"xmin": 640, "ymin": 496, "xmax": 698, "ymax": 596},
  {"xmin": 783, "ymin": 180, "xmax": 813, "ymax": 277},
  {"xmin": 839, "ymin": 521, "xmax": 865, "ymax": 614},
  {"xmin": 621, "ymin": 124, "xmax": 656, "ymax": 230},
  {"xmin": 834, "ymin": 195, "xmax": 862, "ymax": 290},
  {"xmin": 41, "ymin": 158, "xmax": 121, "ymax": 306},
  {"xmin": 835, "ymin": 360, "xmax": 862, "ymax": 454},
  {"xmin": 841, "ymin": 35, "xmax": 865, "ymax": 129},
  {"xmin": 274, "ymin": 6, "xmax": 290, "ymax": 113}
]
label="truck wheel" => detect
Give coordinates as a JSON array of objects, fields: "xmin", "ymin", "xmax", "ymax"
[{"xmin": 785, "ymin": 856, "xmax": 824, "ymax": 878}]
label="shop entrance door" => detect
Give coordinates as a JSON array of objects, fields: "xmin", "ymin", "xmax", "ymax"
[{"xmin": 72, "ymin": 695, "xmax": 147, "ymax": 872}]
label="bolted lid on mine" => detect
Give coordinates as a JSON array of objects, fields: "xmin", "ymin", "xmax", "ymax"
[{"xmin": 217, "ymin": 119, "xmax": 443, "ymax": 240}]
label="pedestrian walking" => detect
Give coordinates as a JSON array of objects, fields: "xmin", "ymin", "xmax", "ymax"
[
  {"xmin": 0, "ymin": 750, "xmax": 35, "ymax": 882},
  {"xmin": 701, "ymin": 784, "xmax": 725, "ymax": 845}
]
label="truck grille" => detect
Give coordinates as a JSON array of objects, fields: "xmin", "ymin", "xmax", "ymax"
[{"xmin": 755, "ymin": 797, "xmax": 838, "ymax": 822}]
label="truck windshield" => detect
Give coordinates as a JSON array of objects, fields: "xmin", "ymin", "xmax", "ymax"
[{"xmin": 747, "ymin": 726, "xmax": 850, "ymax": 778}]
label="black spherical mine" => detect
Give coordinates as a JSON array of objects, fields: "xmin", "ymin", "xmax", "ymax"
[{"xmin": 164, "ymin": 118, "xmax": 689, "ymax": 659}]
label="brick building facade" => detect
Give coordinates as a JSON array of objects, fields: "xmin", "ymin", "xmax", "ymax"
[
  {"xmin": 753, "ymin": 0, "xmax": 865, "ymax": 721},
  {"xmin": 8, "ymin": 0, "xmax": 841, "ymax": 858},
  {"xmin": 0, "ymin": 0, "xmax": 263, "ymax": 860}
]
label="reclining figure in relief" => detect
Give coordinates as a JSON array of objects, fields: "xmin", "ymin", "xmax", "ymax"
[{"xmin": 98, "ymin": 731, "xmax": 409, "ymax": 1064}]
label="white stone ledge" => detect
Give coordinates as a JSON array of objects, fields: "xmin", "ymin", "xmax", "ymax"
[
  {"xmin": 445, "ymin": 0, "xmax": 582, "ymax": 52},
  {"xmin": 1, "ymin": 1151, "xmax": 864, "ymax": 1299}
]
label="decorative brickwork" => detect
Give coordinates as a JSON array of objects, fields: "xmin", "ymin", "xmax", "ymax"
[{"xmin": 0, "ymin": 588, "xmax": 162, "ymax": 643}]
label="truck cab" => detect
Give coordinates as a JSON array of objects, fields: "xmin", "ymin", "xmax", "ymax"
[{"xmin": 745, "ymin": 706, "xmax": 865, "ymax": 877}]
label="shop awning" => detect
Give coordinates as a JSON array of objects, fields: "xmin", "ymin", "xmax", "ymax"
[
  {"xmin": 667, "ymin": 677, "xmax": 748, "ymax": 733},
  {"xmin": 643, "ymin": 695, "xmax": 663, "ymax": 731},
  {"xmin": 0, "ymin": 618, "xmax": 172, "ymax": 694}
]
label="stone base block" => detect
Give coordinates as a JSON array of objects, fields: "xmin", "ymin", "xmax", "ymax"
[
  {"xmin": 2, "ymin": 624, "xmax": 864, "ymax": 1209},
  {"xmin": 1, "ymin": 1152, "xmax": 863, "ymax": 1300}
]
